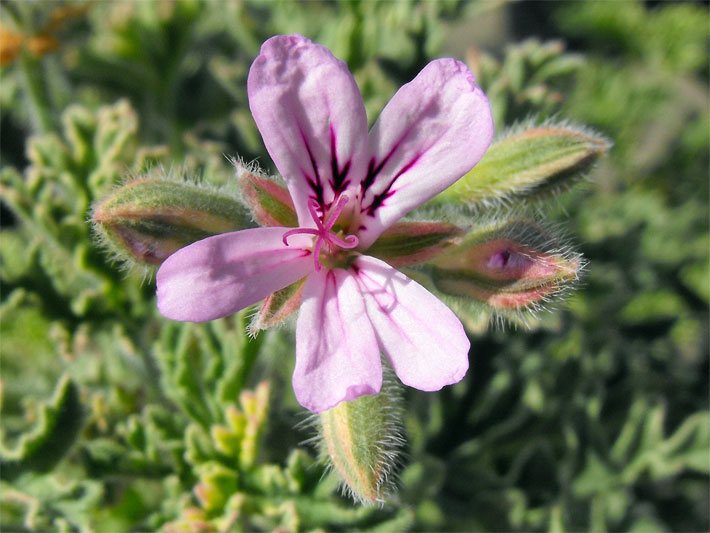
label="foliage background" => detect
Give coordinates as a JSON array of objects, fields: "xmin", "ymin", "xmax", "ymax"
[{"xmin": 1, "ymin": 0, "xmax": 708, "ymax": 531}]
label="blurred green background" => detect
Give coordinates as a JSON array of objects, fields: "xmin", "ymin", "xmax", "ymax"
[{"xmin": 1, "ymin": 1, "xmax": 708, "ymax": 531}]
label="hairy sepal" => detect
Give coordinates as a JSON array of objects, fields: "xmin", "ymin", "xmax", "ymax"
[
  {"xmin": 366, "ymin": 221, "xmax": 464, "ymax": 267},
  {"xmin": 92, "ymin": 177, "xmax": 250, "ymax": 266},
  {"xmin": 427, "ymin": 218, "xmax": 585, "ymax": 314},
  {"xmin": 436, "ymin": 122, "xmax": 610, "ymax": 207},
  {"xmin": 318, "ymin": 373, "xmax": 404, "ymax": 505},
  {"xmin": 236, "ymin": 163, "xmax": 298, "ymax": 228},
  {"xmin": 249, "ymin": 279, "xmax": 305, "ymax": 334}
]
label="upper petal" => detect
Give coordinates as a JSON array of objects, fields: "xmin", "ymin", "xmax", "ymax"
[
  {"xmin": 358, "ymin": 59, "xmax": 493, "ymax": 248},
  {"xmin": 294, "ymin": 268, "xmax": 382, "ymax": 412},
  {"xmin": 353, "ymin": 255, "xmax": 469, "ymax": 391},
  {"xmin": 157, "ymin": 227, "xmax": 313, "ymax": 322},
  {"xmin": 248, "ymin": 35, "xmax": 369, "ymax": 225}
]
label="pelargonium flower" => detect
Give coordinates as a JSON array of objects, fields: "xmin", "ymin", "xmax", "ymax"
[{"xmin": 157, "ymin": 35, "xmax": 493, "ymax": 412}]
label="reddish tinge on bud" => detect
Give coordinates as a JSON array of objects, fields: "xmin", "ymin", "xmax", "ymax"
[
  {"xmin": 428, "ymin": 219, "xmax": 584, "ymax": 312},
  {"xmin": 236, "ymin": 165, "xmax": 298, "ymax": 228}
]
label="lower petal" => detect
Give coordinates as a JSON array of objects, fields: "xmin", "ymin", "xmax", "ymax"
[
  {"xmin": 157, "ymin": 227, "xmax": 313, "ymax": 322},
  {"xmin": 294, "ymin": 268, "xmax": 382, "ymax": 412},
  {"xmin": 353, "ymin": 255, "xmax": 469, "ymax": 391}
]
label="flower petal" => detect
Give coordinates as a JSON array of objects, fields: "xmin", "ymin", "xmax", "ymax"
[
  {"xmin": 353, "ymin": 255, "xmax": 469, "ymax": 391},
  {"xmin": 248, "ymin": 34, "xmax": 369, "ymax": 225},
  {"xmin": 358, "ymin": 59, "xmax": 493, "ymax": 248},
  {"xmin": 294, "ymin": 268, "xmax": 382, "ymax": 412},
  {"xmin": 157, "ymin": 228, "xmax": 313, "ymax": 322}
]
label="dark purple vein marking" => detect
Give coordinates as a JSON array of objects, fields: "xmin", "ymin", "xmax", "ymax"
[
  {"xmin": 329, "ymin": 125, "xmax": 352, "ymax": 195},
  {"xmin": 359, "ymin": 124, "xmax": 419, "ymax": 216},
  {"xmin": 362, "ymin": 152, "xmax": 423, "ymax": 216},
  {"xmin": 299, "ymin": 128, "xmax": 325, "ymax": 209}
]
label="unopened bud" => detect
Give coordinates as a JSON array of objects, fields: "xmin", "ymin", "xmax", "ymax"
[
  {"xmin": 318, "ymin": 375, "xmax": 403, "ymax": 504},
  {"xmin": 92, "ymin": 178, "xmax": 250, "ymax": 266},
  {"xmin": 429, "ymin": 219, "xmax": 584, "ymax": 312},
  {"xmin": 438, "ymin": 123, "xmax": 610, "ymax": 207}
]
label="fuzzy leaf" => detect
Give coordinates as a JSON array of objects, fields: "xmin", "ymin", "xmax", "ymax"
[
  {"xmin": 437, "ymin": 124, "xmax": 610, "ymax": 207},
  {"xmin": 93, "ymin": 177, "xmax": 251, "ymax": 266}
]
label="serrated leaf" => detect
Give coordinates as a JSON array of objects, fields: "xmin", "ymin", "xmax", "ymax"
[{"xmin": 0, "ymin": 376, "xmax": 83, "ymax": 481}]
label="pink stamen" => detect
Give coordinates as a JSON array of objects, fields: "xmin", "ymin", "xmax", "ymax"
[
  {"xmin": 282, "ymin": 193, "xmax": 360, "ymax": 271},
  {"xmin": 312, "ymin": 237, "xmax": 325, "ymax": 272},
  {"xmin": 282, "ymin": 227, "xmax": 319, "ymax": 245},
  {"xmin": 322, "ymin": 193, "xmax": 351, "ymax": 230},
  {"xmin": 328, "ymin": 233, "xmax": 359, "ymax": 249},
  {"xmin": 307, "ymin": 199, "xmax": 325, "ymax": 230}
]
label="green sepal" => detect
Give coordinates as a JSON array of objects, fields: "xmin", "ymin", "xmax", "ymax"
[
  {"xmin": 250, "ymin": 279, "xmax": 305, "ymax": 332},
  {"xmin": 437, "ymin": 123, "xmax": 610, "ymax": 207},
  {"xmin": 238, "ymin": 166, "xmax": 298, "ymax": 228},
  {"xmin": 0, "ymin": 376, "xmax": 84, "ymax": 481},
  {"xmin": 367, "ymin": 221, "xmax": 464, "ymax": 267},
  {"xmin": 427, "ymin": 219, "xmax": 584, "ymax": 313},
  {"xmin": 318, "ymin": 375, "xmax": 403, "ymax": 504},
  {"xmin": 93, "ymin": 177, "xmax": 251, "ymax": 266}
]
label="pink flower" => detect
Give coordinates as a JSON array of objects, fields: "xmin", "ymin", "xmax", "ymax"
[{"xmin": 156, "ymin": 35, "xmax": 493, "ymax": 412}]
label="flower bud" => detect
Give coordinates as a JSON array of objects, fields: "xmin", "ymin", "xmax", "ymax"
[
  {"xmin": 318, "ymin": 375, "xmax": 403, "ymax": 504},
  {"xmin": 92, "ymin": 177, "xmax": 250, "ymax": 266},
  {"xmin": 429, "ymin": 219, "xmax": 584, "ymax": 312},
  {"xmin": 437, "ymin": 123, "xmax": 610, "ymax": 207}
]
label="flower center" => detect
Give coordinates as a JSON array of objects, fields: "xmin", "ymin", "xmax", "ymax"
[{"xmin": 282, "ymin": 193, "xmax": 359, "ymax": 271}]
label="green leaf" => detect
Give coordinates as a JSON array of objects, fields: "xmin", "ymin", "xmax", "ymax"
[{"xmin": 0, "ymin": 376, "xmax": 84, "ymax": 481}]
